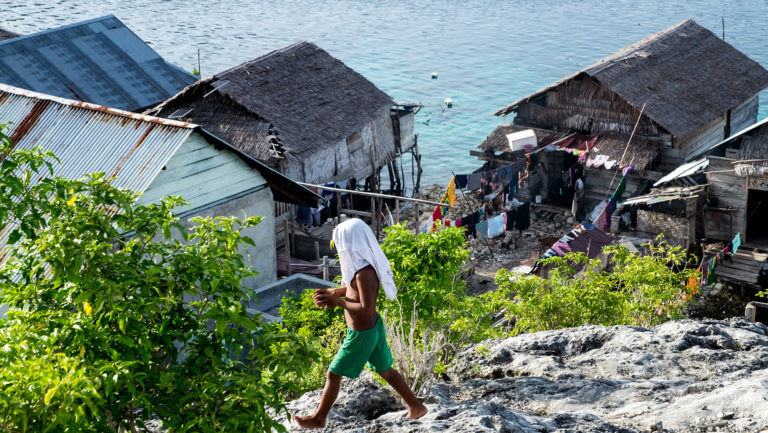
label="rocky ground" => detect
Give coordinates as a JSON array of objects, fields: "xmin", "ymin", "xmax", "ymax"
[{"xmin": 282, "ymin": 318, "xmax": 768, "ymax": 432}]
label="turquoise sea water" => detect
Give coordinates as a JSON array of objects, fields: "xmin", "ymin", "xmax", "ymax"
[{"xmin": 4, "ymin": 1, "xmax": 768, "ymax": 185}]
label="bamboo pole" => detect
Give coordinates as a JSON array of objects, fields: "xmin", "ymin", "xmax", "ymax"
[
  {"xmin": 395, "ymin": 199, "xmax": 400, "ymax": 224},
  {"xmin": 297, "ymin": 182, "xmax": 452, "ymax": 208},
  {"xmin": 283, "ymin": 219, "xmax": 291, "ymax": 276},
  {"xmin": 322, "ymin": 256, "xmax": 329, "ymax": 281},
  {"xmin": 314, "ymin": 241, "xmax": 320, "ymax": 261}
]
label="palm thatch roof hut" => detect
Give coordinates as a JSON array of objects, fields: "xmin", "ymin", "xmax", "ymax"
[
  {"xmin": 149, "ymin": 41, "xmax": 416, "ymax": 187},
  {"xmin": 483, "ymin": 19, "xmax": 768, "ymax": 210}
]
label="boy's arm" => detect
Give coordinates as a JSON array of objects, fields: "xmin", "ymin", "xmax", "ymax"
[{"xmin": 315, "ymin": 267, "xmax": 377, "ymax": 317}]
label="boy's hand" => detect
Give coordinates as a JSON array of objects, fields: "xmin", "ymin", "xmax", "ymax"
[{"xmin": 313, "ymin": 288, "xmax": 342, "ymax": 310}]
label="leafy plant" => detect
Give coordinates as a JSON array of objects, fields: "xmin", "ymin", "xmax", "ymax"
[
  {"xmin": 279, "ymin": 289, "xmax": 346, "ymax": 397},
  {"xmin": 0, "ymin": 127, "xmax": 317, "ymax": 432},
  {"xmin": 496, "ymin": 239, "xmax": 698, "ymax": 334}
]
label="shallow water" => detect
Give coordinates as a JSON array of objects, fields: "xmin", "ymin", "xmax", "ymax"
[{"xmin": 3, "ymin": 1, "xmax": 768, "ymax": 185}]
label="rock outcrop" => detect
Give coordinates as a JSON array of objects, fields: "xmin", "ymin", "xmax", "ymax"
[{"xmin": 282, "ymin": 318, "xmax": 768, "ymax": 432}]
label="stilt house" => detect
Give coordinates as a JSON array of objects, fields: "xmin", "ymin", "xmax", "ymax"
[
  {"xmin": 483, "ymin": 20, "xmax": 768, "ymax": 210},
  {"xmin": 0, "ymin": 15, "xmax": 197, "ymax": 111},
  {"xmin": 698, "ymin": 117, "xmax": 768, "ymax": 248},
  {"xmin": 148, "ymin": 41, "xmax": 416, "ymax": 189},
  {"xmin": 0, "ymin": 84, "xmax": 321, "ymax": 290}
]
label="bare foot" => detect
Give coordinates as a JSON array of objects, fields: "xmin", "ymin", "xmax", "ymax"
[
  {"xmin": 407, "ymin": 403, "xmax": 428, "ymax": 419},
  {"xmin": 292, "ymin": 414, "xmax": 326, "ymax": 429}
]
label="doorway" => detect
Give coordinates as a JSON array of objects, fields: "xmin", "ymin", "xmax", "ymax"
[{"xmin": 747, "ymin": 189, "xmax": 768, "ymax": 246}]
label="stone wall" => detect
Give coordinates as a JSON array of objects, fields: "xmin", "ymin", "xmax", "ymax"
[{"xmin": 636, "ymin": 209, "xmax": 695, "ymax": 247}]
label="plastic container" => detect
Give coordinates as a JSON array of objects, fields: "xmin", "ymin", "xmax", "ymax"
[{"xmin": 506, "ymin": 129, "xmax": 537, "ymax": 152}]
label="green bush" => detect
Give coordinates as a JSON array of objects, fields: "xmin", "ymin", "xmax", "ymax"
[
  {"xmin": 279, "ymin": 223, "xmax": 509, "ymax": 396},
  {"xmin": 0, "ymin": 131, "xmax": 316, "ymax": 432},
  {"xmin": 278, "ymin": 289, "xmax": 346, "ymax": 396},
  {"xmin": 496, "ymin": 240, "xmax": 698, "ymax": 333}
]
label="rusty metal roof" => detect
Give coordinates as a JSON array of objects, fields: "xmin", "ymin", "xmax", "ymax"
[
  {"xmin": 0, "ymin": 15, "xmax": 196, "ymax": 111},
  {"xmin": 0, "ymin": 83, "xmax": 196, "ymax": 261}
]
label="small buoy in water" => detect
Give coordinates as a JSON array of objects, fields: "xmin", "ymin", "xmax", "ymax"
[
  {"xmin": 431, "ymin": 72, "xmax": 438, "ymax": 79},
  {"xmin": 444, "ymin": 97, "xmax": 453, "ymax": 108}
]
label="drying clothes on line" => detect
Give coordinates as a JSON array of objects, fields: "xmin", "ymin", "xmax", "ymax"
[
  {"xmin": 593, "ymin": 155, "xmax": 609, "ymax": 167},
  {"xmin": 467, "ymin": 172, "xmax": 483, "ymax": 191},
  {"xmin": 498, "ymin": 165, "xmax": 514, "ymax": 182},
  {"xmin": 481, "ymin": 170, "xmax": 500, "ymax": 195},
  {"xmin": 621, "ymin": 165, "xmax": 635, "ymax": 177},
  {"xmin": 514, "ymin": 202, "xmax": 530, "ymax": 231},
  {"xmin": 476, "ymin": 220, "xmax": 489, "ymax": 238},
  {"xmin": 552, "ymin": 241, "xmax": 572, "ymax": 256},
  {"xmin": 732, "ymin": 232, "xmax": 742, "ymax": 254},
  {"xmin": 441, "ymin": 176, "xmax": 457, "ymax": 206},
  {"xmin": 604, "ymin": 159, "xmax": 618, "ymax": 169},
  {"xmin": 487, "ymin": 214, "xmax": 506, "ymax": 238},
  {"xmin": 432, "ymin": 206, "xmax": 443, "ymax": 229},
  {"xmin": 455, "ymin": 174, "xmax": 468, "ymax": 189},
  {"xmin": 506, "ymin": 208, "xmax": 516, "ymax": 231}
]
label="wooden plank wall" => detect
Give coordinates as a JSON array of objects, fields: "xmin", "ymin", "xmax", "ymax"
[
  {"xmin": 583, "ymin": 167, "xmax": 653, "ymax": 209},
  {"xmin": 139, "ymin": 132, "xmax": 268, "ymax": 212},
  {"xmin": 678, "ymin": 115, "xmax": 727, "ymax": 161},
  {"xmin": 705, "ymin": 157, "xmax": 746, "ymax": 241},
  {"xmin": 730, "ymin": 94, "xmax": 759, "ymax": 136}
]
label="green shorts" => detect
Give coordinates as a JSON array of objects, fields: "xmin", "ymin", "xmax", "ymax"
[{"xmin": 329, "ymin": 315, "xmax": 393, "ymax": 379}]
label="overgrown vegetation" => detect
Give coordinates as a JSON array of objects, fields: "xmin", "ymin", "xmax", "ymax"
[
  {"xmin": 496, "ymin": 240, "xmax": 699, "ymax": 333},
  {"xmin": 280, "ymin": 223, "xmax": 509, "ymax": 396},
  {"xmin": 0, "ymin": 127, "xmax": 316, "ymax": 432}
]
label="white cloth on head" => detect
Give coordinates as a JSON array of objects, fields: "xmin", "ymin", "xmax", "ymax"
[{"xmin": 332, "ymin": 218, "xmax": 397, "ymax": 300}]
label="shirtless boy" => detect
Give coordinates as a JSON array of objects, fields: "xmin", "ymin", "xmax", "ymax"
[{"xmin": 292, "ymin": 219, "xmax": 427, "ymax": 429}]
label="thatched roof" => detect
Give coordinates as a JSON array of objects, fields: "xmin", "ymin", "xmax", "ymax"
[
  {"xmin": 493, "ymin": 20, "xmax": 768, "ymax": 138},
  {"xmin": 479, "ymin": 124, "xmax": 661, "ymax": 171},
  {"xmin": 150, "ymin": 41, "xmax": 394, "ymax": 162},
  {"xmin": 0, "ymin": 26, "xmax": 18, "ymax": 41}
]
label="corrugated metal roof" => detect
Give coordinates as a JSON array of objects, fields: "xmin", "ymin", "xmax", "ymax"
[
  {"xmin": 0, "ymin": 15, "xmax": 197, "ymax": 111},
  {"xmin": 0, "ymin": 83, "xmax": 196, "ymax": 260},
  {"xmin": 653, "ymin": 158, "xmax": 709, "ymax": 186}
]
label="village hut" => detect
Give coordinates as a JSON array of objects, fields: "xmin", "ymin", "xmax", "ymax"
[
  {"xmin": 147, "ymin": 41, "xmax": 416, "ymax": 190},
  {"xmin": 482, "ymin": 19, "xmax": 768, "ymax": 211},
  {"xmin": 697, "ymin": 117, "xmax": 768, "ymax": 248},
  {"xmin": 0, "ymin": 26, "xmax": 18, "ymax": 41},
  {"xmin": 0, "ymin": 15, "xmax": 196, "ymax": 111},
  {"xmin": 0, "ymin": 84, "xmax": 321, "ymax": 290}
]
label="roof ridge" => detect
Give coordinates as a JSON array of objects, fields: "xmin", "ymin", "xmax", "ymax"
[
  {"xmin": 215, "ymin": 40, "xmax": 311, "ymax": 78},
  {"xmin": 0, "ymin": 14, "xmax": 117, "ymax": 47},
  {"xmin": 0, "ymin": 83, "xmax": 197, "ymax": 129}
]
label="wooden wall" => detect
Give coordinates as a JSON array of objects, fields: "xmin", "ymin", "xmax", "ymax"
[
  {"xmin": 730, "ymin": 94, "xmax": 760, "ymax": 137},
  {"xmin": 139, "ymin": 132, "xmax": 268, "ymax": 212},
  {"xmin": 705, "ymin": 156, "xmax": 746, "ymax": 242},
  {"xmin": 583, "ymin": 167, "xmax": 654, "ymax": 210},
  {"xmin": 515, "ymin": 76, "xmax": 660, "ymax": 136},
  {"xmin": 293, "ymin": 107, "xmax": 397, "ymax": 184},
  {"xmin": 677, "ymin": 115, "xmax": 727, "ymax": 162}
]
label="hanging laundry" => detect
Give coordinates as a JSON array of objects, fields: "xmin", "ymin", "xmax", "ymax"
[
  {"xmin": 732, "ymin": 232, "xmax": 742, "ymax": 254},
  {"xmin": 432, "ymin": 206, "xmax": 443, "ymax": 229},
  {"xmin": 552, "ymin": 241, "xmax": 572, "ymax": 256},
  {"xmin": 455, "ymin": 174, "xmax": 468, "ymax": 189},
  {"xmin": 506, "ymin": 208, "xmax": 517, "ymax": 231},
  {"xmin": 514, "ymin": 202, "xmax": 530, "ymax": 231},
  {"xmin": 572, "ymin": 178, "xmax": 585, "ymax": 221},
  {"xmin": 621, "ymin": 165, "xmax": 635, "ymax": 176},
  {"xmin": 476, "ymin": 220, "xmax": 489, "ymax": 238},
  {"xmin": 467, "ymin": 172, "xmax": 483, "ymax": 191},
  {"xmin": 487, "ymin": 214, "xmax": 506, "ymax": 238},
  {"xmin": 706, "ymin": 258, "xmax": 716, "ymax": 285},
  {"xmin": 593, "ymin": 155, "xmax": 609, "ymax": 167},
  {"xmin": 441, "ymin": 176, "xmax": 456, "ymax": 206},
  {"xmin": 481, "ymin": 170, "xmax": 500, "ymax": 195}
]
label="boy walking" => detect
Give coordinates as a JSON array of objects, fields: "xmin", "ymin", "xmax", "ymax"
[{"xmin": 292, "ymin": 218, "xmax": 427, "ymax": 429}]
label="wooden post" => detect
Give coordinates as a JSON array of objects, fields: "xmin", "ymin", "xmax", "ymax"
[
  {"xmin": 413, "ymin": 202, "xmax": 420, "ymax": 232},
  {"xmin": 370, "ymin": 196, "xmax": 377, "ymax": 234},
  {"xmin": 283, "ymin": 219, "xmax": 291, "ymax": 276},
  {"xmin": 335, "ymin": 191, "xmax": 342, "ymax": 225},
  {"xmin": 386, "ymin": 161, "xmax": 395, "ymax": 192},
  {"xmin": 322, "ymin": 256, "xmax": 329, "ymax": 281},
  {"xmin": 314, "ymin": 241, "xmax": 320, "ymax": 261},
  {"xmin": 395, "ymin": 199, "xmax": 400, "ymax": 224}
]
